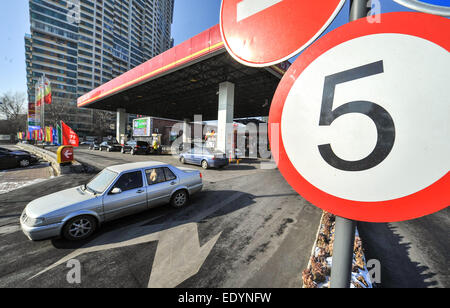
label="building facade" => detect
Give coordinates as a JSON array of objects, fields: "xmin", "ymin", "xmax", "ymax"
[{"xmin": 25, "ymin": 0, "xmax": 174, "ymax": 136}]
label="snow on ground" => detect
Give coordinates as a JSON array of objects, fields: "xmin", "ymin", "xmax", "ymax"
[{"xmin": 0, "ymin": 178, "xmax": 48, "ymax": 195}]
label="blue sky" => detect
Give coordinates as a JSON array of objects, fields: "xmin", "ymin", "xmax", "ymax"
[{"xmin": 0, "ymin": 0, "xmax": 417, "ymax": 96}]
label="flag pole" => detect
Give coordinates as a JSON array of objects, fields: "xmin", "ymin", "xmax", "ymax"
[{"xmin": 42, "ymin": 75, "xmax": 45, "ymax": 141}]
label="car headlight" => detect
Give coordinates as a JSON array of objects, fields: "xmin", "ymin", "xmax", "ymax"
[
  {"xmin": 22, "ymin": 214, "xmax": 46, "ymax": 227},
  {"xmin": 30, "ymin": 217, "xmax": 46, "ymax": 226}
]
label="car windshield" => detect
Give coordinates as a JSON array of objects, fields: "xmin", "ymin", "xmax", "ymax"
[{"xmin": 86, "ymin": 169, "xmax": 118, "ymax": 194}]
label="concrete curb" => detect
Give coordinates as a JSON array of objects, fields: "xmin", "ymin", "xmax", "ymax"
[
  {"xmin": 15, "ymin": 144, "xmax": 86, "ymax": 175},
  {"xmin": 302, "ymin": 211, "xmax": 325, "ymax": 288}
]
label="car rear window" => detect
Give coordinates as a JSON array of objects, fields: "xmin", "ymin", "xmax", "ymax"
[
  {"xmin": 164, "ymin": 167, "xmax": 177, "ymax": 181},
  {"xmin": 137, "ymin": 141, "xmax": 148, "ymax": 146}
]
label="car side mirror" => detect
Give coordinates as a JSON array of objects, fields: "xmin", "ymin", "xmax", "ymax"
[{"xmin": 111, "ymin": 187, "xmax": 122, "ymax": 194}]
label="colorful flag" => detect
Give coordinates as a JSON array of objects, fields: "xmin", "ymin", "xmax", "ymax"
[
  {"xmin": 45, "ymin": 126, "xmax": 52, "ymax": 143},
  {"xmin": 44, "ymin": 78, "xmax": 52, "ymax": 105},
  {"xmin": 35, "ymin": 84, "xmax": 43, "ymax": 107},
  {"xmin": 28, "ymin": 126, "xmax": 38, "ymax": 141},
  {"xmin": 61, "ymin": 121, "xmax": 79, "ymax": 147},
  {"xmin": 52, "ymin": 126, "xmax": 59, "ymax": 145},
  {"xmin": 57, "ymin": 123, "xmax": 62, "ymax": 145}
]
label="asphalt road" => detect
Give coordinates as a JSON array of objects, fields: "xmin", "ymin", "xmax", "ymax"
[
  {"xmin": 0, "ymin": 148, "xmax": 322, "ymax": 288},
  {"xmin": 69, "ymin": 146, "xmax": 269, "ymax": 183},
  {"xmin": 1, "ymin": 145, "xmax": 447, "ymax": 288}
]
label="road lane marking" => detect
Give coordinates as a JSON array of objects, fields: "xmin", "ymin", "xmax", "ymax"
[{"xmin": 148, "ymin": 224, "xmax": 222, "ymax": 288}]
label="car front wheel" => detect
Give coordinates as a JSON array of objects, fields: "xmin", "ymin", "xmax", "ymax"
[
  {"xmin": 19, "ymin": 159, "xmax": 30, "ymax": 168},
  {"xmin": 62, "ymin": 215, "xmax": 97, "ymax": 241}
]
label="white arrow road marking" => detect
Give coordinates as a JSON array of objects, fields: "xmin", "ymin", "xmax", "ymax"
[
  {"xmin": 28, "ymin": 223, "xmax": 221, "ymax": 287},
  {"xmin": 236, "ymin": 0, "xmax": 283, "ymax": 22},
  {"xmin": 148, "ymin": 224, "xmax": 222, "ymax": 288},
  {"xmin": 28, "ymin": 231, "xmax": 160, "ymax": 281}
]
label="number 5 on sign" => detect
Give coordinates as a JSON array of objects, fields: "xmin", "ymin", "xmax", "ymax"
[
  {"xmin": 319, "ymin": 60, "xmax": 395, "ymax": 172},
  {"xmin": 269, "ymin": 12, "xmax": 450, "ymax": 223}
]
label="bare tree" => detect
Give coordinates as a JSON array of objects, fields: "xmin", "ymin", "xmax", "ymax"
[
  {"xmin": 92, "ymin": 109, "xmax": 116, "ymax": 139},
  {"xmin": 0, "ymin": 92, "xmax": 27, "ymax": 135},
  {"xmin": 44, "ymin": 101, "xmax": 76, "ymax": 127}
]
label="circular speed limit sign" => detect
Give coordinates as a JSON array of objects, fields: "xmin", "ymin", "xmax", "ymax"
[{"xmin": 269, "ymin": 12, "xmax": 449, "ymax": 222}]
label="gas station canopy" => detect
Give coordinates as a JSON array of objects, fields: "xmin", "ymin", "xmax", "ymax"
[{"xmin": 77, "ymin": 25, "xmax": 289, "ymax": 121}]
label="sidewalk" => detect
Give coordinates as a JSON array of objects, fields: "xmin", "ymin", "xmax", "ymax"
[{"xmin": 0, "ymin": 164, "xmax": 54, "ymax": 194}]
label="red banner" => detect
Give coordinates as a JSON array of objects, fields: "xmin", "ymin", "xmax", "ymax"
[
  {"xmin": 61, "ymin": 121, "xmax": 79, "ymax": 147},
  {"xmin": 44, "ymin": 79, "xmax": 52, "ymax": 105}
]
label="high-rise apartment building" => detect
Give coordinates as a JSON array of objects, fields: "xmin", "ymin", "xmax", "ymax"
[{"xmin": 25, "ymin": 0, "xmax": 174, "ymax": 136}]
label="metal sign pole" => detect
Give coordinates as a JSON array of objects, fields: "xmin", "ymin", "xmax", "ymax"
[
  {"xmin": 330, "ymin": 216, "xmax": 356, "ymax": 287},
  {"xmin": 330, "ymin": 0, "xmax": 371, "ymax": 288}
]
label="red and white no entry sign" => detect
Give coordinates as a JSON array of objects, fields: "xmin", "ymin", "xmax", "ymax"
[
  {"xmin": 220, "ymin": 0, "xmax": 345, "ymax": 67},
  {"xmin": 269, "ymin": 12, "xmax": 450, "ymax": 222}
]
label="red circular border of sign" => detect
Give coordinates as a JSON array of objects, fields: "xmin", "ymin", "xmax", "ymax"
[{"xmin": 269, "ymin": 12, "xmax": 450, "ymax": 222}]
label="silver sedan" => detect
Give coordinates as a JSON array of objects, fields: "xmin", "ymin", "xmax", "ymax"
[{"xmin": 20, "ymin": 161, "xmax": 203, "ymax": 241}]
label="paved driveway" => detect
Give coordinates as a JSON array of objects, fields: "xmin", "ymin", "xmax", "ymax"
[{"xmin": 0, "ymin": 150, "xmax": 322, "ymax": 288}]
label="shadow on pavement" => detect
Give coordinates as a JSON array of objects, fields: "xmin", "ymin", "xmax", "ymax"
[
  {"xmin": 357, "ymin": 221, "xmax": 438, "ymax": 288},
  {"xmin": 50, "ymin": 189, "xmax": 257, "ymax": 250},
  {"xmin": 222, "ymin": 164, "xmax": 256, "ymax": 171}
]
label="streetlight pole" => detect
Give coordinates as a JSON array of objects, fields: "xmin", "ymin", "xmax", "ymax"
[{"xmin": 329, "ymin": 0, "xmax": 372, "ymax": 289}]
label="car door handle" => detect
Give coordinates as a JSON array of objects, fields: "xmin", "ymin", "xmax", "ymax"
[
  {"xmin": 170, "ymin": 182, "xmax": 176, "ymax": 185},
  {"xmin": 137, "ymin": 189, "xmax": 145, "ymax": 194}
]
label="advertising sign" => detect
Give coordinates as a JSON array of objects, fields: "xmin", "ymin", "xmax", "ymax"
[{"xmin": 133, "ymin": 118, "xmax": 152, "ymax": 137}]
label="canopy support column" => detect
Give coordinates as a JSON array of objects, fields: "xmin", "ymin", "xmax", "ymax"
[
  {"xmin": 217, "ymin": 81, "xmax": 235, "ymax": 154},
  {"xmin": 116, "ymin": 108, "xmax": 127, "ymax": 144}
]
